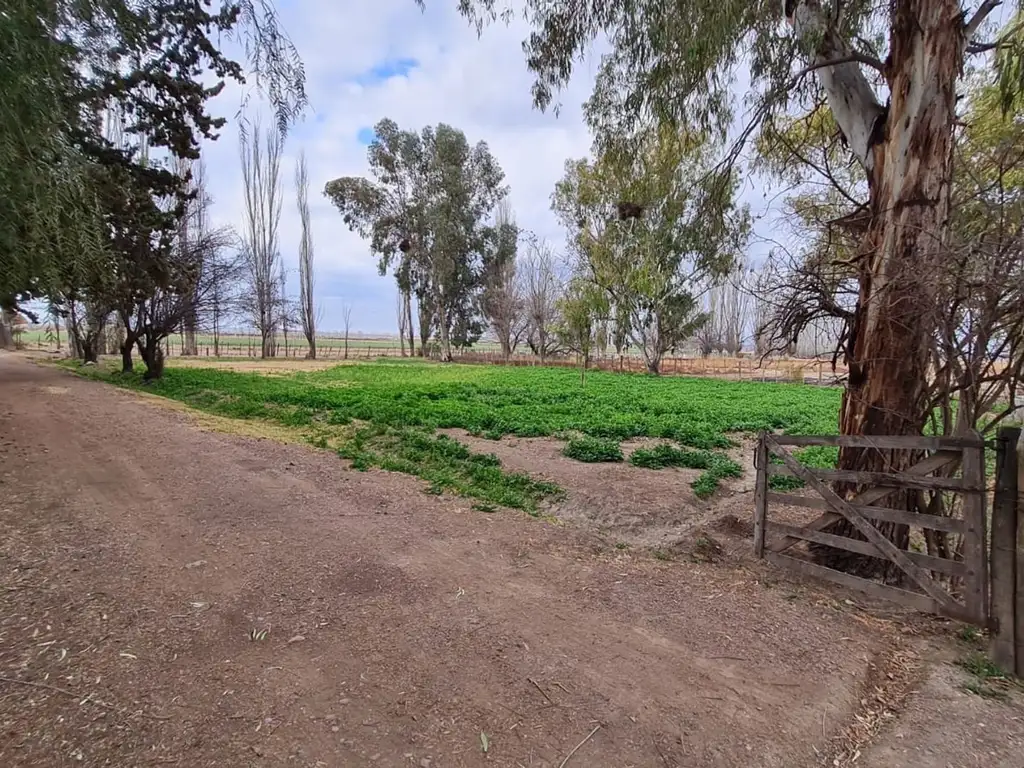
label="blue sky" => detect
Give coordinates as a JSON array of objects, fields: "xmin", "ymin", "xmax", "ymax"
[{"xmin": 200, "ymin": 1, "xmax": 778, "ymax": 334}]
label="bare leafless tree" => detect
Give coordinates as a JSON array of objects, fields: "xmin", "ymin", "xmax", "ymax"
[
  {"xmin": 295, "ymin": 149, "xmax": 317, "ymax": 358},
  {"xmin": 277, "ymin": 263, "xmax": 292, "ymax": 356},
  {"xmin": 239, "ymin": 114, "xmax": 285, "ymax": 358},
  {"xmin": 170, "ymin": 156, "xmax": 218, "ymax": 356},
  {"xmin": 697, "ymin": 258, "xmax": 755, "ymax": 357},
  {"xmin": 342, "ymin": 303, "xmax": 353, "ymax": 360},
  {"xmin": 481, "ymin": 200, "xmax": 526, "ymax": 359},
  {"xmin": 396, "ymin": 291, "xmax": 409, "ymax": 356},
  {"xmin": 521, "ymin": 239, "xmax": 563, "ymax": 361}
]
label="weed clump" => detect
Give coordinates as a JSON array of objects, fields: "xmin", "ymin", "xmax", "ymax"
[
  {"xmin": 629, "ymin": 443, "xmax": 742, "ymax": 498},
  {"xmin": 338, "ymin": 425, "xmax": 562, "ymax": 513},
  {"xmin": 562, "ymin": 436, "xmax": 624, "ymax": 463}
]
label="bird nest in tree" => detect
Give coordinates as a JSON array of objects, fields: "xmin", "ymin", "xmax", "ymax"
[
  {"xmin": 399, "ymin": 238, "xmax": 411, "ymax": 253},
  {"xmin": 616, "ymin": 201, "xmax": 645, "ymax": 220}
]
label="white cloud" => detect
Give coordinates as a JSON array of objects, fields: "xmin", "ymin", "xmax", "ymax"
[{"xmin": 200, "ymin": 1, "xmax": 600, "ymax": 333}]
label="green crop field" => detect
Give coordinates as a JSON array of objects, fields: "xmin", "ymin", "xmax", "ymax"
[{"xmin": 68, "ymin": 359, "xmax": 844, "ymax": 511}]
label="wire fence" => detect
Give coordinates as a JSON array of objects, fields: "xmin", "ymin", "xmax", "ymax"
[{"xmin": 23, "ymin": 328, "xmax": 847, "ymax": 386}]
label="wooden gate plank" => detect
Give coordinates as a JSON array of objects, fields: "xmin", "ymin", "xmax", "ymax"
[
  {"xmin": 766, "ymin": 464, "xmax": 973, "ymax": 492},
  {"xmin": 766, "ymin": 492, "xmax": 965, "ymax": 534},
  {"xmin": 767, "ymin": 522, "xmax": 965, "ymax": 577},
  {"xmin": 773, "ymin": 435, "xmax": 984, "ymax": 450},
  {"xmin": 768, "ymin": 450, "xmax": 961, "ymax": 553},
  {"xmin": 766, "ymin": 553, "xmax": 975, "ymax": 623},
  {"xmin": 764, "ymin": 435, "xmax": 960, "ymax": 611}
]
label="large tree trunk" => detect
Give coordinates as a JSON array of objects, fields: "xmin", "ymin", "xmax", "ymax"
[
  {"xmin": 120, "ymin": 341, "xmax": 134, "ymax": 373},
  {"xmin": 436, "ymin": 296, "xmax": 453, "ymax": 362},
  {"xmin": 183, "ymin": 313, "xmax": 198, "ymax": 356},
  {"xmin": 417, "ymin": 298, "xmax": 431, "ymax": 357},
  {"xmin": 790, "ymin": 0, "xmax": 962, "ymax": 578},
  {"xmin": 261, "ymin": 329, "xmax": 274, "ymax": 359},
  {"xmin": 0, "ymin": 311, "xmax": 14, "ymax": 350},
  {"xmin": 404, "ymin": 290, "xmax": 415, "ymax": 356},
  {"xmin": 137, "ymin": 335, "xmax": 166, "ymax": 381}
]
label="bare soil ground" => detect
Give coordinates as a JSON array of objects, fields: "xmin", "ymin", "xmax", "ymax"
[
  {"xmin": 443, "ymin": 430, "xmax": 756, "ymax": 553},
  {"xmin": 1, "ymin": 353, "xmax": 1021, "ymax": 767}
]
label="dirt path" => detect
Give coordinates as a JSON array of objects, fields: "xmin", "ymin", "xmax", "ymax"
[{"xmin": 0, "ymin": 354, "xmax": 1017, "ymax": 767}]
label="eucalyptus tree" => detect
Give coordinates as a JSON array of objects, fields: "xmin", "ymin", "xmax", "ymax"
[
  {"xmin": 552, "ymin": 129, "xmax": 749, "ymax": 373},
  {"xmin": 0, "ymin": 0, "xmax": 305, "ymax": 338},
  {"xmin": 324, "ymin": 118, "xmax": 508, "ymax": 360},
  {"xmin": 324, "ymin": 119, "xmax": 427, "ymax": 354},
  {"xmin": 444, "ymin": 0, "xmax": 1024, "ymax": 573}
]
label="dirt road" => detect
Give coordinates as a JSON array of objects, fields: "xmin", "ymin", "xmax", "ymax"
[{"xmin": 0, "ymin": 355, "xmax": 1017, "ymax": 767}]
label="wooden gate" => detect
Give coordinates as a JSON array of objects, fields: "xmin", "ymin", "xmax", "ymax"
[{"xmin": 752, "ymin": 432, "xmax": 988, "ymax": 625}]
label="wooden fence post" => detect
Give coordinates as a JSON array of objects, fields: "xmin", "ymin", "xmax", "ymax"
[
  {"xmin": 1017, "ymin": 431, "xmax": 1024, "ymax": 677},
  {"xmin": 961, "ymin": 432, "xmax": 988, "ymax": 626},
  {"xmin": 753, "ymin": 434, "xmax": 768, "ymax": 558},
  {"xmin": 991, "ymin": 427, "xmax": 1020, "ymax": 673}
]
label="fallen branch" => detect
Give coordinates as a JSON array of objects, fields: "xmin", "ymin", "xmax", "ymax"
[
  {"xmin": 558, "ymin": 724, "xmax": 602, "ymax": 768},
  {"xmin": 527, "ymin": 677, "xmax": 554, "ymax": 705}
]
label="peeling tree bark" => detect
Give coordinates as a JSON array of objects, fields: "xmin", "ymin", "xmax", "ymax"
[{"xmin": 788, "ymin": 0, "xmax": 964, "ymax": 578}]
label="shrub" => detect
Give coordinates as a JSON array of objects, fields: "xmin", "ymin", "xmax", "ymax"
[
  {"xmin": 563, "ymin": 436, "xmax": 624, "ymax": 463},
  {"xmin": 629, "ymin": 443, "xmax": 742, "ymax": 498}
]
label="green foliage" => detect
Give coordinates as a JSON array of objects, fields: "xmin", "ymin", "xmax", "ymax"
[
  {"xmin": 451, "ymin": 0, "xmax": 796, "ymax": 151},
  {"xmin": 957, "ymin": 651, "xmax": 1007, "ymax": 680},
  {"xmin": 555, "ymin": 277, "xmax": 607, "ymax": 382},
  {"xmin": 629, "ymin": 444, "xmax": 742, "ymax": 497},
  {"xmin": 324, "ymin": 118, "xmax": 509, "ymax": 359},
  {"xmin": 955, "ymin": 650, "xmax": 1019, "ymax": 700},
  {"xmin": 71, "ymin": 360, "xmax": 848, "ymax": 506},
  {"xmin": 2, "ymin": 0, "xmax": 304, "ymax": 315},
  {"xmin": 75, "ymin": 359, "xmax": 843, "ymax": 447},
  {"xmin": 552, "ymin": 128, "xmax": 749, "ymax": 373},
  {"xmin": 766, "ymin": 445, "xmax": 838, "ymax": 491},
  {"xmin": 338, "ymin": 425, "xmax": 561, "ymax": 513},
  {"xmin": 562, "ymin": 436, "xmax": 623, "ymax": 462}
]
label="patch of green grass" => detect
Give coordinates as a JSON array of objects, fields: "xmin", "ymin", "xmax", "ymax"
[
  {"xmin": 563, "ymin": 436, "xmax": 624, "ymax": 462},
  {"xmin": 960, "ymin": 680, "xmax": 1009, "ymax": 700},
  {"xmin": 629, "ymin": 444, "xmax": 742, "ymax": 498},
  {"xmin": 71, "ymin": 359, "xmax": 840, "ymax": 448},
  {"xmin": 955, "ymin": 650, "xmax": 1018, "ymax": 701},
  {"xmin": 957, "ymin": 651, "xmax": 1006, "ymax": 680},
  {"xmin": 64, "ymin": 359, "xmax": 847, "ymax": 508},
  {"xmin": 337, "ymin": 425, "xmax": 562, "ymax": 514},
  {"xmin": 958, "ymin": 625, "xmax": 983, "ymax": 644},
  {"xmin": 767, "ymin": 445, "xmax": 841, "ymax": 491}
]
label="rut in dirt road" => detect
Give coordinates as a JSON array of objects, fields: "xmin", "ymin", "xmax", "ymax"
[{"xmin": 0, "ymin": 355, "xmax": 889, "ymax": 767}]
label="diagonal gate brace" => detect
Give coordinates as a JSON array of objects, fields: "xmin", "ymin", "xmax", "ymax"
[{"xmin": 765, "ymin": 435, "xmax": 960, "ymax": 612}]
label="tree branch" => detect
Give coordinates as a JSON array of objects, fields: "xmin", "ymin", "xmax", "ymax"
[
  {"xmin": 965, "ymin": 0, "xmax": 1002, "ymax": 41},
  {"xmin": 794, "ymin": 52, "xmax": 887, "ymax": 78}
]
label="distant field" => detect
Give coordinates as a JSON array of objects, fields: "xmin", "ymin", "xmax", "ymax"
[
  {"xmin": 16, "ymin": 328, "xmax": 505, "ymax": 356},
  {"xmin": 70, "ymin": 359, "xmax": 842, "ymax": 507}
]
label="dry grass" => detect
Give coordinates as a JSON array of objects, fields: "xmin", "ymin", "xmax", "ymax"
[
  {"xmin": 817, "ymin": 640, "xmax": 923, "ymax": 766},
  {"xmin": 165, "ymin": 357, "xmax": 346, "ymax": 374}
]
